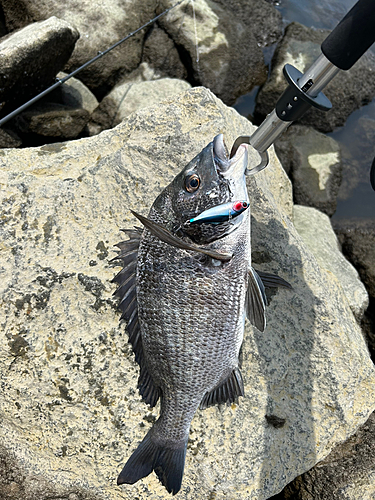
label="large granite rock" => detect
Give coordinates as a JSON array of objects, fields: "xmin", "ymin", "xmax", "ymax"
[
  {"xmin": 255, "ymin": 23, "xmax": 375, "ymax": 133},
  {"xmin": 293, "ymin": 205, "xmax": 368, "ymax": 322},
  {"xmin": 279, "ymin": 411, "xmax": 375, "ymax": 500},
  {"xmin": 275, "ymin": 125, "xmax": 342, "ymax": 216},
  {"xmin": 0, "ymin": 87, "xmax": 374, "ymax": 500},
  {"xmin": 90, "ymin": 77, "xmax": 191, "ymax": 133},
  {"xmin": 157, "ymin": 0, "xmax": 270, "ymax": 104},
  {"xmin": 0, "ymin": 16, "xmax": 79, "ymax": 115},
  {"xmin": 0, "ymin": 0, "xmax": 156, "ymax": 94}
]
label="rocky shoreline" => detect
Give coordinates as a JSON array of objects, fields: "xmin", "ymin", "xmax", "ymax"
[{"xmin": 0, "ymin": 1, "xmax": 374, "ymax": 499}]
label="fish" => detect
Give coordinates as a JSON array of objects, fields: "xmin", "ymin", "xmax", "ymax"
[
  {"xmin": 111, "ymin": 134, "xmax": 291, "ymax": 495},
  {"xmin": 188, "ymin": 200, "xmax": 249, "ymax": 224}
]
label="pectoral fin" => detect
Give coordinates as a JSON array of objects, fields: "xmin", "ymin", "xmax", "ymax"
[
  {"xmin": 255, "ymin": 269, "xmax": 292, "ymax": 289},
  {"xmin": 131, "ymin": 210, "xmax": 232, "ymax": 262},
  {"xmin": 246, "ymin": 267, "xmax": 267, "ymax": 332}
]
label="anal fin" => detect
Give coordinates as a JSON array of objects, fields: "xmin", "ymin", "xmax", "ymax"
[{"xmin": 200, "ymin": 367, "xmax": 244, "ymax": 410}]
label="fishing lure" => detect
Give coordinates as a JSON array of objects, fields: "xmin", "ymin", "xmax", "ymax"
[{"xmin": 188, "ymin": 201, "xmax": 249, "ymax": 224}]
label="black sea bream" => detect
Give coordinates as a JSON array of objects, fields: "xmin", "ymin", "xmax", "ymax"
[{"xmin": 112, "ymin": 134, "xmax": 289, "ymax": 495}]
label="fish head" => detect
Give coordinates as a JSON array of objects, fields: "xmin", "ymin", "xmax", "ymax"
[{"xmin": 152, "ymin": 134, "xmax": 249, "ymax": 244}]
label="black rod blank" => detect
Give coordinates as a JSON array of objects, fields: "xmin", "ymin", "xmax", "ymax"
[{"xmin": 0, "ymin": 0, "xmax": 186, "ymax": 128}]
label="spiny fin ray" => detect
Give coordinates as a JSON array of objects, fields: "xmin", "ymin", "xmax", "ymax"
[{"xmin": 112, "ymin": 225, "xmax": 160, "ymax": 407}]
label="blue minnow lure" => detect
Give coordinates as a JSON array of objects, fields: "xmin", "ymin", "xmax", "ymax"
[{"xmin": 189, "ymin": 201, "xmax": 249, "ymax": 224}]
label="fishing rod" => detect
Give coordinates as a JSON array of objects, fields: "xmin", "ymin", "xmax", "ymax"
[
  {"xmin": 230, "ymin": 0, "xmax": 375, "ymax": 191},
  {"xmin": 0, "ymin": 0, "xmax": 187, "ymax": 128}
]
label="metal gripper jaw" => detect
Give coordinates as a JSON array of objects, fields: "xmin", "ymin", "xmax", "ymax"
[{"xmin": 230, "ymin": 137, "xmax": 269, "ymax": 176}]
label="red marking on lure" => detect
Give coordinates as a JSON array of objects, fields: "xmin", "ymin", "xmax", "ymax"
[{"xmin": 233, "ymin": 201, "xmax": 248, "ymax": 212}]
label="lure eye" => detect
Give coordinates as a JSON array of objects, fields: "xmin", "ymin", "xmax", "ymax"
[
  {"xmin": 233, "ymin": 201, "xmax": 248, "ymax": 212},
  {"xmin": 185, "ymin": 173, "xmax": 200, "ymax": 193}
]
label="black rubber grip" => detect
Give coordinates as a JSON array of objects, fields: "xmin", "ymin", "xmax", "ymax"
[
  {"xmin": 371, "ymin": 156, "xmax": 375, "ymax": 191},
  {"xmin": 321, "ymin": 0, "xmax": 375, "ymax": 70}
]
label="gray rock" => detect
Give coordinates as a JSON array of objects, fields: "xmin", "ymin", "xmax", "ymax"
[
  {"xmin": 0, "ymin": 0, "xmax": 156, "ymax": 94},
  {"xmin": 275, "ymin": 125, "xmax": 342, "ymax": 216},
  {"xmin": 14, "ymin": 102, "xmax": 90, "ymax": 139},
  {"xmin": 0, "ymin": 11, "xmax": 6, "ymax": 37},
  {"xmin": 293, "ymin": 205, "xmax": 368, "ymax": 322},
  {"xmin": 279, "ymin": 411, "xmax": 375, "ymax": 500},
  {"xmin": 11, "ymin": 74, "xmax": 98, "ymax": 141},
  {"xmin": 158, "ymin": 0, "xmax": 268, "ymax": 105},
  {"xmin": 56, "ymin": 72, "xmax": 99, "ymax": 115},
  {"xmin": 333, "ymin": 219, "xmax": 375, "ymax": 357},
  {"xmin": 0, "ymin": 87, "xmax": 374, "ymax": 500},
  {"xmin": 255, "ymin": 23, "xmax": 375, "ymax": 133},
  {"xmin": 0, "ymin": 444, "xmax": 102, "ymax": 500},
  {"xmin": 0, "ymin": 127, "xmax": 22, "ymax": 148},
  {"xmin": 0, "ymin": 17, "xmax": 79, "ymax": 114},
  {"xmin": 143, "ymin": 26, "xmax": 188, "ymax": 80},
  {"xmin": 90, "ymin": 77, "xmax": 191, "ymax": 132},
  {"xmin": 333, "ymin": 219, "xmax": 375, "ymax": 300},
  {"xmin": 212, "ymin": 0, "xmax": 283, "ymax": 47}
]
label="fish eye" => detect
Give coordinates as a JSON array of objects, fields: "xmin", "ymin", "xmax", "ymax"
[{"xmin": 185, "ymin": 173, "xmax": 200, "ymax": 193}]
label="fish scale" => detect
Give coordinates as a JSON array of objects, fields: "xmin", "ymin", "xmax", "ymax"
[{"xmin": 114, "ymin": 135, "xmax": 290, "ymax": 495}]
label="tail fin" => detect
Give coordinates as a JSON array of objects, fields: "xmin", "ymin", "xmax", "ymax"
[{"xmin": 117, "ymin": 429, "xmax": 188, "ymax": 495}]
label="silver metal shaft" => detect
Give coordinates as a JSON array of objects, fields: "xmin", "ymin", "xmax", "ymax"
[{"xmin": 298, "ymin": 53, "xmax": 340, "ymax": 97}]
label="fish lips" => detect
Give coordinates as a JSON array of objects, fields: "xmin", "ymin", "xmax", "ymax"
[
  {"xmin": 213, "ymin": 133, "xmax": 249, "ymax": 179},
  {"xmin": 213, "ymin": 134, "xmax": 249, "ymax": 206}
]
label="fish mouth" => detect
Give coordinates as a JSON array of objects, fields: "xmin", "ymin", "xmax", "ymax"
[{"xmin": 213, "ymin": 134, "xmax": 248, "ymax": 178}]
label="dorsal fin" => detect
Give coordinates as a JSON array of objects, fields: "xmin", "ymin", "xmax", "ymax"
[{"xmin": 111, "ymin": 226, "xmax": 160, "ymax": 407}]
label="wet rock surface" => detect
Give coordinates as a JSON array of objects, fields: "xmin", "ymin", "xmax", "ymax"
[
  {"xmin": 275, "ymin": 125, "xmax": 342, "ymax": 216},
  {"xmin": 0, "ymin": 16, "xmax": 79, "ymax": 114},
  {"xmin": 0, "ymin": 87, "xmax": 374, "ymax": 500},
  {"xmin": 333, "ymin": 219, "xmax": 375, "ymax": 300},
  {"xmin": 255, "ymin": 22, "xmax": 375, "ymax": 133}
]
